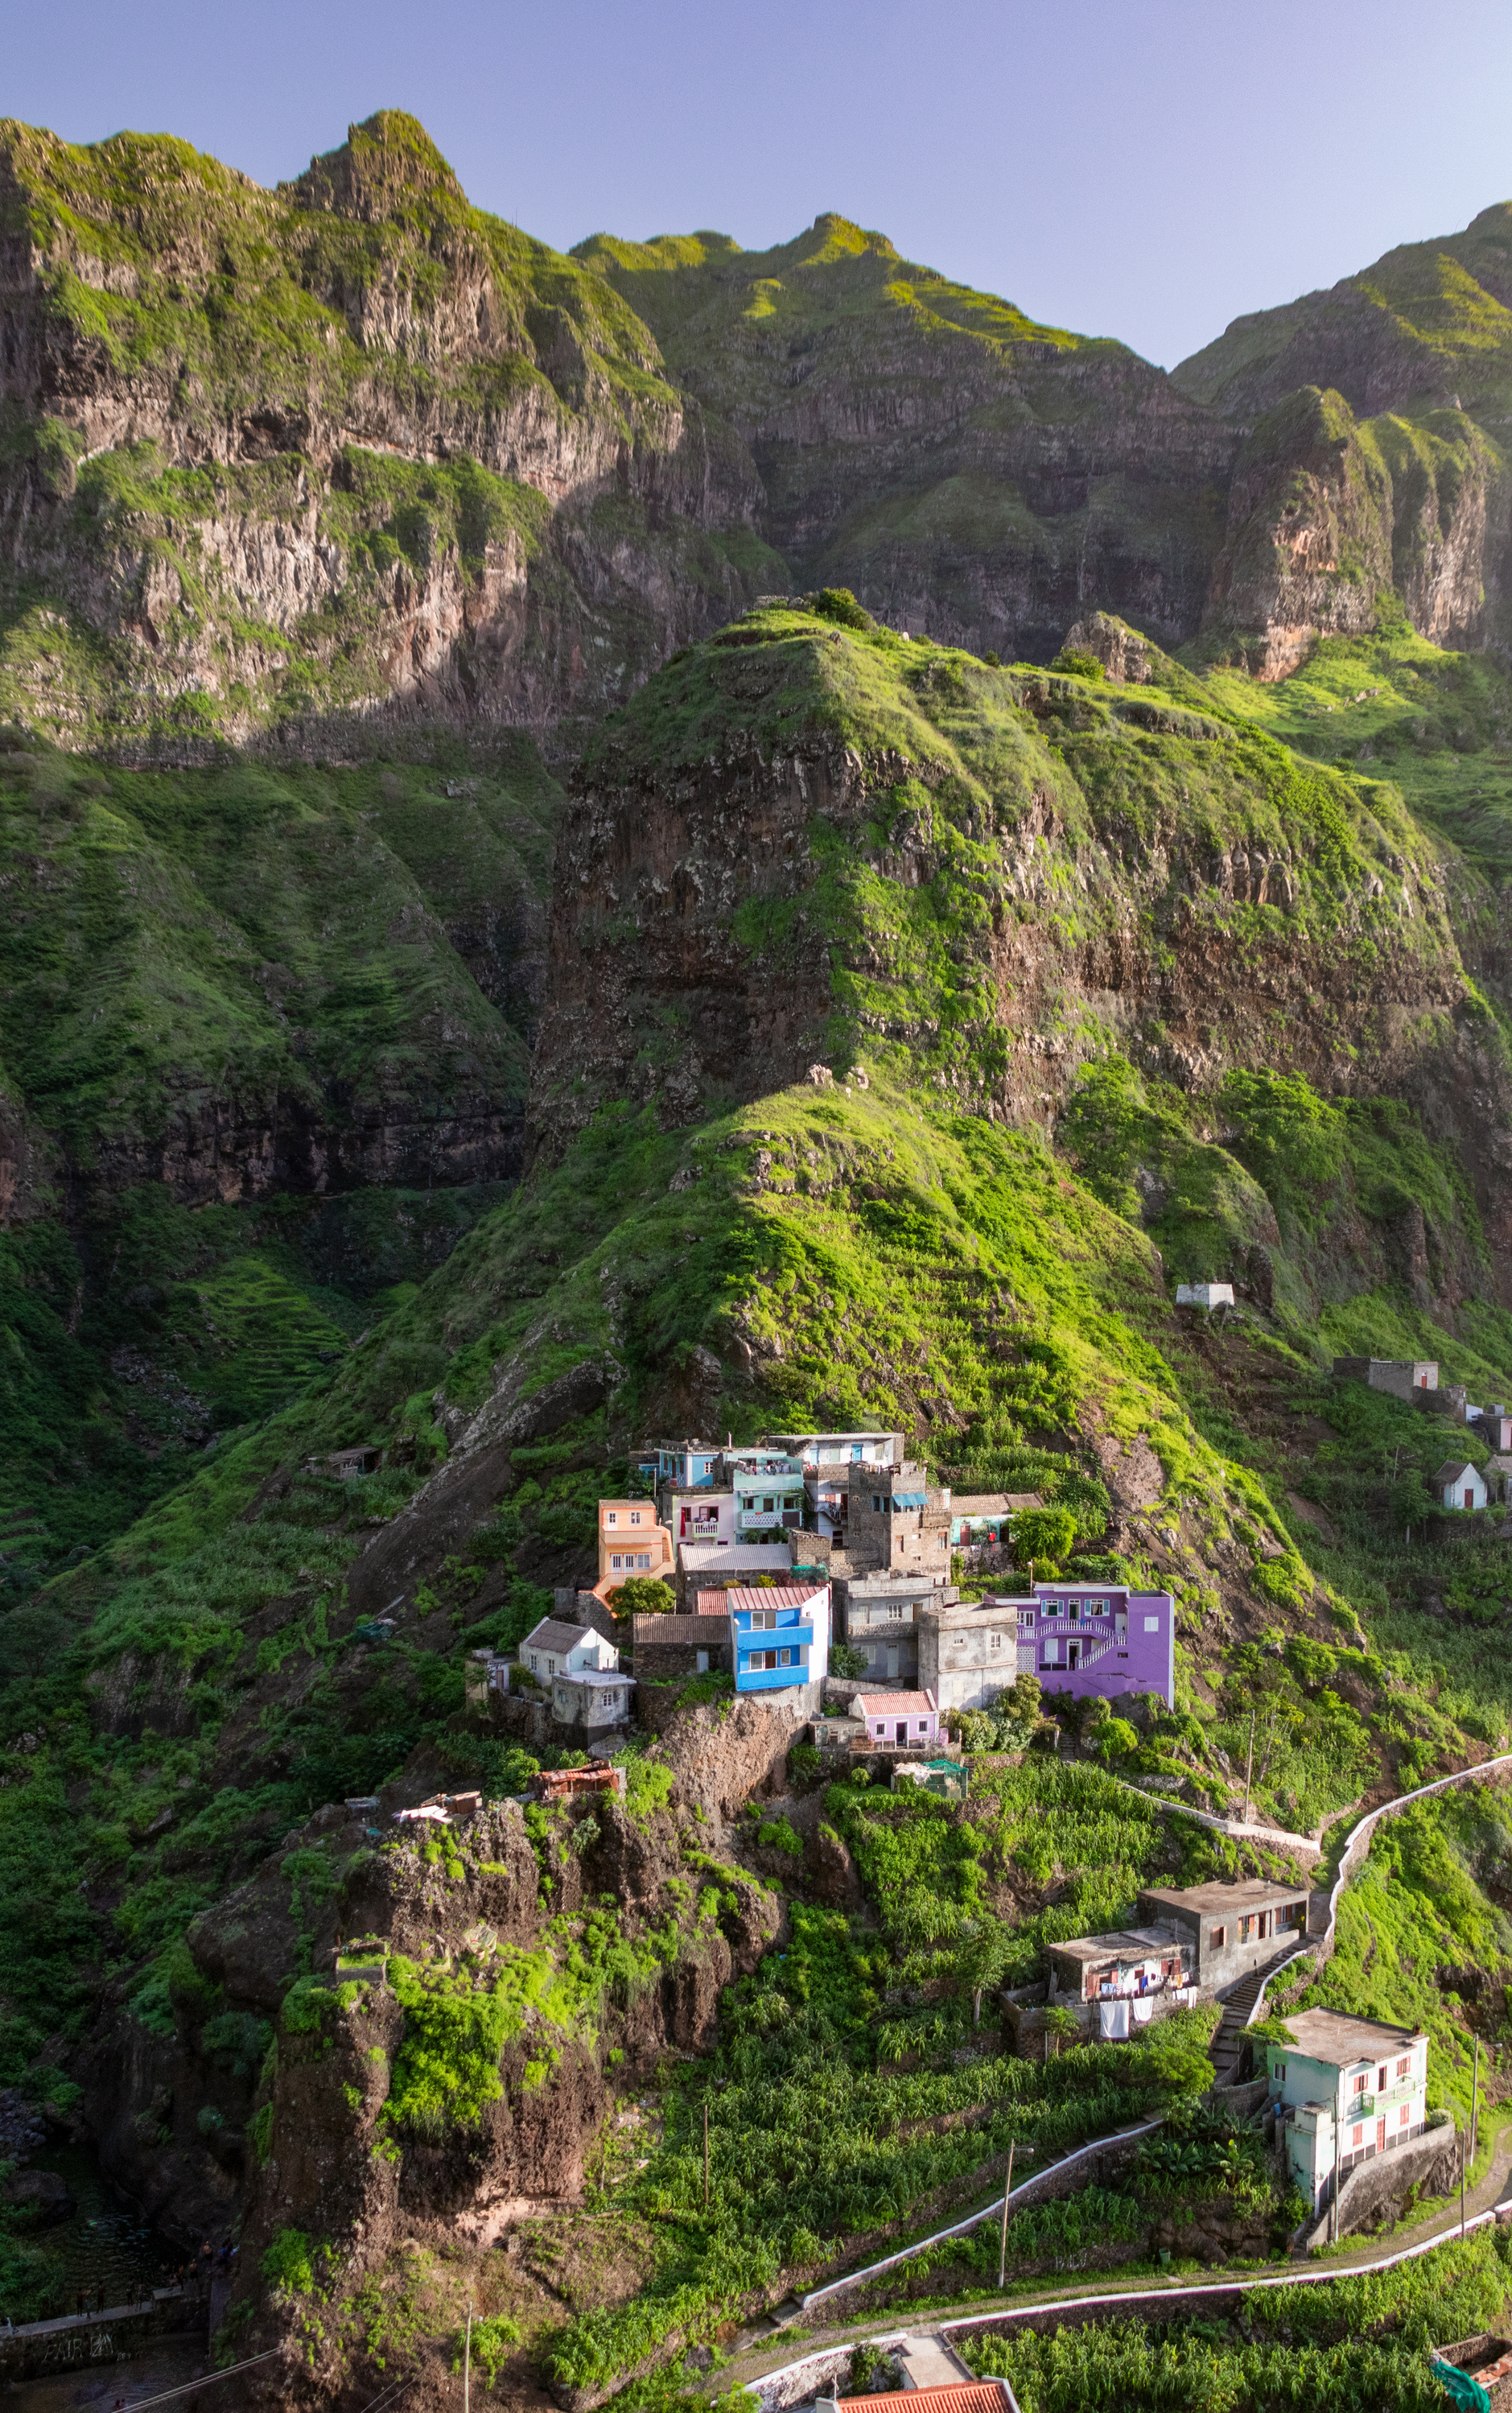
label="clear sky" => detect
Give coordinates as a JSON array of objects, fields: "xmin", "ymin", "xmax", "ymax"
[{"xmin": 8, "ymin": 0, "xmax": 1512, "ymax": 370}]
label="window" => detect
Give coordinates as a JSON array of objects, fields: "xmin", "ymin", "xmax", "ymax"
[
  {"xmin": 606, "ymin": 1511, "xmax": 617, "ymax": 1527},
  {"xmin": 1209, "ymin": 1924, "xmax": 1226, "ymax": 1947},
  {"xmin": 1399, "ymin": 2106, "xmax": 1410, "ymax": 2127},
  {"xmin": 1272, "ymin": 2060, "xmax": 1285, "ymax": 2081},
  {"xmin": 990, "ymin": 1629, "xmax": 1002, "ymax": 1650},
  {"xmin": 612, "ymin": 1553, "xmax": 624, "ymax": 1570},
  {"xmin": 917, "ymin": 1719, "xmax": 928, "ymax": 1733},
  {"xmin": 1352, "ymin": 2072, "xmax": 1369, "ymax": 2096},
  {"xmin": 1396, "ymin": 2056, "xmax": 1411, "ymax": 2080},
  {"xmin": 1143, "ymin": 1615, "xmax": 1160, "ymax": 1632},
  {"xmin": 1377, "ymin": 2065, "xmax": 1387, "ymax": 2090},
  {"xmin": 546, "ymin": 1659, "xmax": 556, "ymax": 1677},
  {"xmin": 630, "ymin": 1510, "xmax": 642, "ymax": 1526},
  {"xmin": 1352, "ymin": 2124, "xmax": 1363, "ymax": 2147},
  {"xmin": 529, "ymin": 1654, "xmax": 539, "ymax": 1673}
]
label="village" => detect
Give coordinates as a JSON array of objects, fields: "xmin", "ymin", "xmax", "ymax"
[{"xmin": 415, "ymin": 1407, "xmax": 1457, "ymax": 2251}]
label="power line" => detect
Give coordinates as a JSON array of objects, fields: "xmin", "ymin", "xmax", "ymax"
[{"xmin": 105, "ymin": 2345, "xmax": 283, "ymax": 2408}]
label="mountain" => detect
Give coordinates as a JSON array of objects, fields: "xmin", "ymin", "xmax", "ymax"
[{"xmin": 0, "ymin": 109, "xmax": 783, "ymax": 752}]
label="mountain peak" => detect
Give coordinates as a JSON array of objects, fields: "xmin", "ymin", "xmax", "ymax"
[{"xmin": 287, "ymin": 109, "xmax": 468, "ymax": 225}]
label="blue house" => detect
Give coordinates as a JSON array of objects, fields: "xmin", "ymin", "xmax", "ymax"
[{"xmin": 728, "ymin": 1582, "xmax": 830, "ymax": 1698}]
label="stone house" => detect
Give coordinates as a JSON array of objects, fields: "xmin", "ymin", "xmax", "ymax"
[
  {"xmin": 1175, "ymin": 1282, "xmax": 1234, "ymax": 1308},
  {"xmin": 845, "ymin": 1460, "xmax": 952, "ymax": 1581},
  {"xmin": 1332, "ymin": 1356, "xmax": 1438, "ymax": 1399},
  {"xmin": 854, "ymin": 1689, "xmax": 940, "ymax": 1747},
  {"xmin": 1483, "ymin": 1450, "xmax": 1512, "ymax": 1503},
  {"xmin": 631, "ymin": 1611, "xmax": 733, "ymax": 1682},
  {"xmin": 948, "ymin": 1491, "xmax": 1043, "ymax": 1565},
  {"xmin": 1433, "ymin": 1458, "xmax": 1487, "ymax": 1512},
  {"xmin": 1137, "ymin": 1878, "xmax": 1311, "ymax": 1990},
  {"xmin": 1473, "ymin": 1408, "xmax": 1512, "ymax": 1451},
  {"xmin": 834, "ymin": 1573, "xmax": 951, "ymax": 1685},
  {"xmin": 1266, "ymin": 2010, "xmax": 1430, "ymax": 2212}
]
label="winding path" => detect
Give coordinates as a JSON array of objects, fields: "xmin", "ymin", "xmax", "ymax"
[{"xmin": 726, "ymin": 1748, "xmax": 1512, "ymax": 2400}]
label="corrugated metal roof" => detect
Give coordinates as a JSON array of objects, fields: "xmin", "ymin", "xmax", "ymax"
[{"xmin": 726, "ymin": 1584, "xmax": 826, "ymax": 1612}]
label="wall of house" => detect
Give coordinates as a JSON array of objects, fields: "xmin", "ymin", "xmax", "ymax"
[
  {"xmin": 918, "ymin": 1607, "xmax": 1020, "ymax": 1711},
  {"xmin": 1152, "ymin": 1895, "xmax": 1309, "ymax": 1990}
]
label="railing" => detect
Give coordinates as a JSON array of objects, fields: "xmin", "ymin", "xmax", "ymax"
[{"xmin": 737, "ymin": 1661, "xmax": 814, "ymax": 1692}]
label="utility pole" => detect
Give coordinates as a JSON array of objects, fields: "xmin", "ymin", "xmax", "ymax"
[
  {"xmin": 1461, "ymin": 2130, "xmax": 1467, "ymax": 2239},
  {"xmin": 1243, "ymin": 1708, "xmax": 1256, "ymax": 1825},
  {"xmin": 1471, "ymin": 2038, "xmax": 1481, "ymax": 2170},
  {"xmin": 998, "ymin": 2140, "xmax": 1016, "ymax": 2291},
  {"xmin": 703, "ymin": 2099, "xmax": 711, "ymax": 2212},
  {"xmin": 1331, "ymin": 2104, "xmax": 1341, "ymax": 2246},
  {"xmin": 463, "ymin": 2300, "xmax": 472, "ymax": 2413}
]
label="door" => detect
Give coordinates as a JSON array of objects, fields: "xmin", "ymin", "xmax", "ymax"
[
  {"xmin": 1465, "ymin": 1487, "xmax": 1475, "ymax": 1509},
  {"xmin": 896, "ymin": 1722, "xmax": 908, "ymax": 1743},
  {"xmin": 1068, "ymin": 1642, "xmax": 1080, "ymax": 1669},
  {"xmin": 1376, "ymin": 2116, "xmax": 1386, "ymax": 2153}
]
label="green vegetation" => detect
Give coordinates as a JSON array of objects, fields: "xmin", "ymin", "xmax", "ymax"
[{"xmin": 961, "ymin": 2226, "xmax": 1512, "ymax": 2412}]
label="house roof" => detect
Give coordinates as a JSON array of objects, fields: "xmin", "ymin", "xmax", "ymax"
[
  {"xmin": 837, "ymin": 2386, "xmax": 1010, "ymax": 2413},
  {"xmin": 727, "ymin": 1583, "xmax": 826, "ymax": 1615},
  {"xmin": 1434, "ymin": 1461, "xmax": 1480, "ymax": 1484},
  {"xmin": 553, "ymin": 1668, "xmax": 634, "ymax": 1689},
  {"xmin": 1049, "ymin": 1926, "xmax": 1182, "ymax": 1964},
  {"xmin": 678, "ymin": 1543, "xmax": 792, "ymax": 1571},
  {"xmin": 1486, "ymin": 1453, "xmax": 1512, "ymax": 1474},
  {"xmin": 1275, "ymin": 2008, "xmax": 1425, "ymax": 2065},
  {"xmin": 1139, "ymin": 1879, "xmax": 1311, "ymax": 1916},
  {"xmin": 522, "ymin": 1618, "xmax": 603, "ymax": 1657},
  {"xmin": 695, "ymin": 1589, "xmax": 739, "ymax": 1615},
  {"xmin": 952, "ymin": 1492, "xmax": 1043, "ymax": 1516},
  {"xmin": 855, "ymin": 1690, "xmax": 938, "ymax": 1717}
]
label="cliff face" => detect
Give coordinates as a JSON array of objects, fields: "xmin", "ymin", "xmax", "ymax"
[
  {"xmin": 577, "ymin": 218, "xmax": 1237, "ymax": 664},
  {"xmin": 530, "ymin": 609, "xmax": 1512, "ymax": 1282},
  {"xmin": 0, "ymin": 110, "xmax": 780, "ymax": 753}
]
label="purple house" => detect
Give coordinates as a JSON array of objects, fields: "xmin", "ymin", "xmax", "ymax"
[{"xmin": 1016, "ymin": 1582, "xmax": 1175, "ymax": 1709}]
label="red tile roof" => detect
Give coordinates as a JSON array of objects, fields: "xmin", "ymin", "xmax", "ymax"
[
  {"xmin": 843, "ymin": 2387, "xmax": 1009, "ymax": 2413},
  {"xmin": 725, "ymin": 1584, "xmax": 827, "ymax": 1612},
  {"xmin": 855, "ymin": 1690, "xmax": 938, "ymax": 1717}
]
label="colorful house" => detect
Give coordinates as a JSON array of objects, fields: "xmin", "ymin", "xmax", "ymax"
[
  {"xmin": 728, "ymin": 1582, "xmax": 830, "ymax": 1697},
  {"xmin": 1266, "ymin": 2011, "xmax": 1431, "ymax": 2212},
  {"xmin": 637, "ymin": 1440, "xmax": 723, "ymax": 1489},
  {"xmin": 725, "ymin": 1449, "xmax": 806, "ymax": 1535},
  {"xmin": 855, "ymin": 1689, "xmax": 940, "ymax": 1747},
  {"xmin": 594, "ymin": 1499, "xmax": 676, "ymax": 1602},
  {"xmin": 1433, "ymin": 1459, "xmax": 1487, "ymax": 1512},
  {"xmin": 948, "ymin": 1491, "xmax": 1042, "ymax": 1557},
  {"xmin": 666, "ymin": 1487, "xmax": 735, "ymax": 1546},
  {"xmin": 762, "ymin": 1429, "xmax": 904, "ymax": 1537},
  {"xmin": 921, "ymin": 1582, "xmax": 1177, "ymax": 1711}
]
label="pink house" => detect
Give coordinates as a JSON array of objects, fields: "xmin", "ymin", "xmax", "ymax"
[{"xmin": 856, "ymin": 1689, "xmax": 939, "ymax": 1747}]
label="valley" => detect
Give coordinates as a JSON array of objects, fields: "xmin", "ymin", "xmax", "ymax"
[{"xmin": 2, "ymin": 99, "xmax": 1512, "ymax": 2413}]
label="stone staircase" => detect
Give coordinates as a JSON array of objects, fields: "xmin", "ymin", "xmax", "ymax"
[{"xmin": 1207, "ymin": 1946, "xmax": 1303, "ymax": 2086}]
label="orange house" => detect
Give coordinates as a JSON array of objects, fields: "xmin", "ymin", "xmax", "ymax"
[{"xmin": 594, "ymin": 1498, "xmax": 675, "ymax": 1605}]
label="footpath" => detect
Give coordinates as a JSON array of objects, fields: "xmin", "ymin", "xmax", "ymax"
[{"xmin": 720, "ymin": 2125, "xmax": 1512, "ymax": 2407}]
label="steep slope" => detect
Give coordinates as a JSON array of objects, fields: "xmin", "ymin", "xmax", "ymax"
[
  {"xmin": 1175, "ymin": 206, "xmax": 1512, "ymax": 671},
  {"xmin": 0, "ymin": 732, "xmax": 560, "ymax": 1578},
  {"xmin": 0, "ymin": 110, "xmax": 783, "ymax": 751},
  {"xmin": 575, "ymin": 218, "xmax": 1234, "ymax": 662}
]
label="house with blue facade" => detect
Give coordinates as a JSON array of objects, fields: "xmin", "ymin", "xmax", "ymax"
[{"xmin": 727, "ymin": 1582, "xmax": 830, "ymax": 1703}]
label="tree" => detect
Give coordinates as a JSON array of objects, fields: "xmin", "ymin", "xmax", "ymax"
[
  {"xmin": 956, "ymin": 1918, "xmax": 1020, "ymax": 2026},
  {"xmin": 829, "ymin": 1641, "xmax": 868, "ymax": 1679},
  {"xmin": 612, "ymin": 1577, "xmax": 675, "ymax": 1618},
  {"xmin": 1012, "ymin": 1507, "xmax": 1076, "ymax": 1574}
]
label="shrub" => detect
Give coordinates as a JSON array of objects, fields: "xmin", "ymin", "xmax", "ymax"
[
  {"xmin": 614, "ymin": 1576, "xmax": 676, "ymax": 1617},
  {"xmin": 1012, "ymin": 1508, "xmax": 1077, "ymax": 1569},
  {"xmin": 830, "ymin": 1641, "xmax": 868, "ymax": 1678},
  {"xmin": 1049, "ymin": 648, "xmax": 1106, "ymax": 680},
  {"xmin": 756, "ymin": 1816, "xmax": 803, "ymax": 1858},
  {"xmin": 260, "ymin": 2228, "xmax": 316, "ymax": 2294},
  {"xmin": 810, "ymin": 587, "xmax": 871, "ymax": 629}
]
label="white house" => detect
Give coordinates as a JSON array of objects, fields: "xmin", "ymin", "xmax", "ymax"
[
  {"xmin": 1433, "ymin": 1459, "xmax": 1487, "ymax": 1512},
  {"xmin": 550, "ymin": 1668, "xmax": 635, "ymax": 1735},
  {"xmin": 520, "ymin": 1618, "xmax": 620, "ymax": 1682},
  {"xmin": 1175, "ymin": 1282, "xmax": 1234, "ymax": 1309},
  {"xmin": 1266, "ymin": 2010, "xmax": 1431, "ymax": 2211}
]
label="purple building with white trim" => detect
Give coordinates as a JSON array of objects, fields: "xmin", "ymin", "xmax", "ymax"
[{"xmin": 919, "ymin": 1582, "xmax": 1176, "ymax": 1713}]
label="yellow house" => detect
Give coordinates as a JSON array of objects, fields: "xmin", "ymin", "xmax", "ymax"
[{"xmin": 594, "ymin": 1498, "xmax": 675, "ymax": 1603}]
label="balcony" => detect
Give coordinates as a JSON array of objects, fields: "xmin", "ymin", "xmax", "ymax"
[
  {"xmin": 736, "ymin": 1658, "xmax": 814, "ymax": 1692},
  {"xmin": 736, "ymin": 1622, "xmax": 814, "ymax": 1653}
]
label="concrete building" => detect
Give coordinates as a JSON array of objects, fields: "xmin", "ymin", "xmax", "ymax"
[
  {"xmin": 1484, "ymin": 1451, "xmax": 1512, "ymax": 1503},
  {"xmin": 1333, "ymin": 1357, "xmax": 1438, "ymax": 1400},
  {"xmin": 725, "ymin": 1447, "xmax": 806, "ymax": 1536},
  {"xmin": 835, "ymin": 1573, "xmax": 950, "ymax": 1685},
  {"xmin": 1137, "ymin": 1879, "xmax": 1311, "ymax": 1990},
  {"xmin": 549, "ymin": 1668, "xmax": 635, "ymax": 1737},
  {"xmin": 1473, "ymin": 1408, "xmax": 1512, "ymax": 1451},
  {"xmin": 665, "ymin": 1487, "xmax": 735, "ymax": 1548},
  {"xmin": 920, "ymin": 1582, "xmax": 1176, "ymax": 1713},
  {"xmin": 764, "ymin": 1429, "xmax": 904, "ymax": 1540},
  {"xmin": 855, "ymin": 1689, "xmax": 940, "ymax": 1747},
  {"xmin": 520, "ymin": 1618, "xmax": 620, "ymax": 1684},
  {"xmin": 594, "ymin": 1499, "xmax": 675, "ymax": 1602},
  {"xmin": 1433, "ymin": 1459, "xmax": 1487, "ymax": 1512},
  {"xmin": 1176, "ymin": 1282, "xmax": 1234, "ymax": 1309},
  {"xmin": 1045, "ymin": 1925, "xmax": 1196, "ymax": 2014},
  {"xmin": 729, "ymin": 1582, "xmax": 830, "ymax": 1700},
  {"xmin": 676, "ymin": 1540, "xmax": 793, "ymax": 1607},
  {"xmin": 637, "ymin": 1440, "xmax": 722, "ymax": 1490},
  {"xmin": 1266, "ymin": 2011, "xmax": 1430, "ymax": 2212}
]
